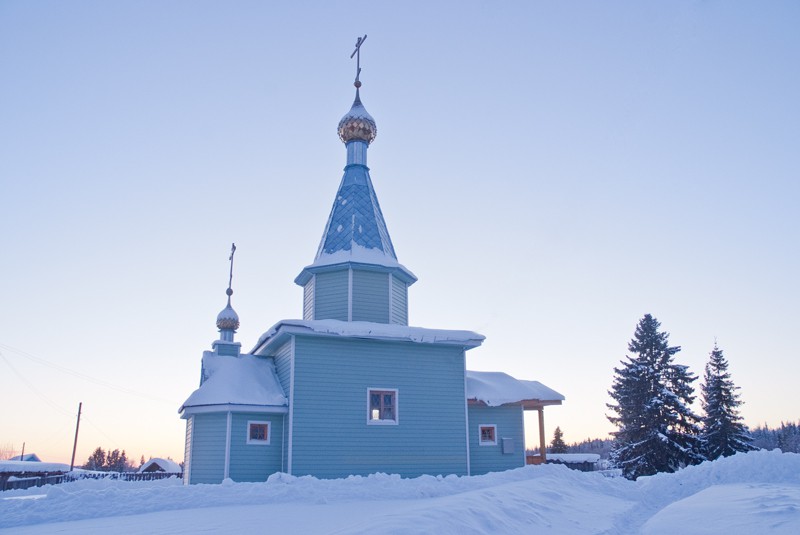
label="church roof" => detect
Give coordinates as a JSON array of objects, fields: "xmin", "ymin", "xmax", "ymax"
[
  {"xmin": 179, "ymin": 353, "xmax": 287, "ymax": 414},
  {"xmin": 466, "ymin": 371, "xmax": 565, "ymax": 407},
  {"xmin": 314, "ymin": 162, "xmax": 397, "ymax": 263},
  {"xmin": 296, "ymin": 85, "xmax": 416, "ymax": 286}
]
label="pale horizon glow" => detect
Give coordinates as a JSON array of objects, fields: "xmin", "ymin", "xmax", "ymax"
[{"xmin": 1, "ymin": 1, "xmax": 798, "ymax": 465}]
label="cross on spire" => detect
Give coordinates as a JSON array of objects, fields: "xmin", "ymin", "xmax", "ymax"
[
  {"xmin": 226, "ymin": 242, "xmax": 236, "ymax": 302},
  {"xmin": 350, "ymin": 34, "xmax": 368, "ymax": 87}
]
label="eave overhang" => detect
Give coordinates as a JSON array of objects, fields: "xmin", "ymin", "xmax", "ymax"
[{"xmin": 252, "ymin": 319, "xmax": 484, "ymax": 356}]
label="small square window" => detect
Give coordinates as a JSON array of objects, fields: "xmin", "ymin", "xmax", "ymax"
[
  {"xmin": 368, "ymin": 389, "xmax": 398, "ymax": 425},
  {"xmin": 479, "ymin": 425, "xmax": 497, "ymax": 446},
  {"xmin": 247, "ymin": 421, "xmax": 270, "ymax": 445}
]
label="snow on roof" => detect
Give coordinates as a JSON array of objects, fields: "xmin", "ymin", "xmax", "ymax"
[
  {"xmin": 9, "ymin": 453, "xmax": 41, "ymax": 462},
  {"xmin": 179, "ymin": 354, "xmax": 287, "ymax": 412},
  {"xmin": 0, "ymin": 460, "xmax": 70, "ymax": 473},
  {"xmin": 306, "ymin": 242, "xmax": 415, "ymax": 277},
  {"xmin": 253, "ymin": 319, "xmax": 485, "ymax": 353},
  {"xmin": 466, "ymin": 371, "xmax": 565, "ymax": 406},
  {"xmin": 139, "ymin": 458, "xmax": 182, "ymax": 473}
]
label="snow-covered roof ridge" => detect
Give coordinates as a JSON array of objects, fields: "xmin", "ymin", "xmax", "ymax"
[
  {"xmin": 138, "ymin": 458, "xmax": 182, "ymax": 473},
  {"xmin": 305, "ymin": 242, "xmax": 416, "ymax": 277},
  {"xmin": 253, "ymin": 319, "xmax": 485, "ymax": 353},
  {"xmin": 466, "ymin": 370, "xmax": 565, "ymax": 406},
  {"xmin": 179, "ymin": 354, "xmax": 288, "ymax": 413},
  {"xmin": 9, "ymin": 453, "xmax": 41, "ymax": 462},
  {"xmin": 0, "ymin": 460, "xmax": 71, "ymax": 473}
]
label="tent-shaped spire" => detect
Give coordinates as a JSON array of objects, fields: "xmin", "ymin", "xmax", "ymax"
[
  {"xmin": 296, "ymin": 87, "xmax": 415, "ymax": 282},
  {"xmin": 314, "ymin": 142, "xmax": 397, "ymax": 262},
  {"xmin": 295, "ymin": 40, "xmax": 415, "ymax": 325}
]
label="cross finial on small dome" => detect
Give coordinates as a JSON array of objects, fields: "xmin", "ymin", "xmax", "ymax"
[
  {"xmin": 216, "ymin": 243, "xmax": 240, "ymax": 334},
  {"xmin": 350, "ymin": 34, "xmax": 367, "ymax": 88},
  {"xmin": 339, "ymin": 35, "xmax": 377, "ymax": 145}
]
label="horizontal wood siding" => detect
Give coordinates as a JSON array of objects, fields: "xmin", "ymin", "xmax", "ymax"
[
  {"xmin": 189, "ymin": 413, "xmax": 227, "ymax": 484},
  {"xmin": 468, "ymin": 404, "xmax": 525, "ymax": 475},
  {"xmin": 390, "ymin": 276, "xmax": 408, "ymax": 325},
  {"xmin": 352, "ymin": 270, "xmax": 390, "ymax": 323},
  {"xmin": 228, "ymin": 413, "xmax": 284, "ymax": 482},
  {"xmin": 314, "ymin": 270, "xmax": 348, "ymax": 321},
  {"xmin": 272, "ymin": 342, "xmax": 293, "ymax": 400},
  {"xmin": 271, "ymin": 341, "xmax": 293, "ymax": 474},
  {"xmin": 291, "ymin": 336, "xmax": 468, "ymax": 478},
  {"xmin": 303, "ymin": 279, "xmax": 314, "ymax": 320}
]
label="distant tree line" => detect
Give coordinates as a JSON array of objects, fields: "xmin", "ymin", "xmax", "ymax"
[
  {"xmin": 750, "ymin": 422, "xmax": 800, "ymax": 453},
  {"xmin": 537, "ymin": 422, "xmax": 800, "ymax": 460},
  {"xmin": 83, "ymin": 447, "xmax": 135, "ymax": 472},
  {"xmin": 559, "ymin": 437, "xmax": 614, "ymax": 458}
]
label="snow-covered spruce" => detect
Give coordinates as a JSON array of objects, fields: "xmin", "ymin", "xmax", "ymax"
[
  {"xmin": 607, "ymin": 314, "xmax": 705, "ymax": 479},
  {"xmin": 700, "ymin": 343, "xmax": 755, "ymax": 459}
]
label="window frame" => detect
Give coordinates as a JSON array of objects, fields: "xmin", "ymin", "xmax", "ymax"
[
  {"xmin": 478, "ymin": 424, "xmax": 498, "ymax": 446},
  {"xmin": 246, "ymin": 420, "xmax": 271, "ymax": 445},
  {"xmin": 367, "ymin": 388, "xmax": 399, "ymax": 425}
]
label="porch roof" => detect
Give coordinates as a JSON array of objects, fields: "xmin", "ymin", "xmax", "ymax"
[{"xmin": 466, "ymin": 371, "xmax": 564, "ymax": 408}]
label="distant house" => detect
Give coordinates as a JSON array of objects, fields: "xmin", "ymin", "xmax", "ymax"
[
  {"xmin": 139, "ymin": 458, "xmax": 182, "ymax": 473},
  {"xmin": 546, "ymin": 453, "xmax": 601, "ymax": 472},
  {"xmin": 179, "ymin": 61, "xmax": 564, "ymax": 484},
  {"xmin": 9, "ymin": 453, "xmax": 41, "ymax": 462},
  {"xmin": 1, "ymin": 459, "xmax": 71, "ymax": 491}
]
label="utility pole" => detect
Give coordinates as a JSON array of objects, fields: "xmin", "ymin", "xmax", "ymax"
[
  {"xmin": 70, "ymin": 402, "xmax": 82, "ymax": 471},
  {"xmin": 20, "ymin": 442, "xmax": 25, "ymax": 461}
]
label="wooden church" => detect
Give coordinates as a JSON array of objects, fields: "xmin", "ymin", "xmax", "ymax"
[{"xmin": 179, "ymin": 40, "xmax": 564, "ymax": 484}]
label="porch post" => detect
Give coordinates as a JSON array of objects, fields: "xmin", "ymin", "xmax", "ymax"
[{"xmin": 538, "ymin": 408, "xmax": 547, "ymax": 463}]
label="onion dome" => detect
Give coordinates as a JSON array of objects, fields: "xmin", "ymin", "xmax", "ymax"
[
  {"xmin": 337, "ymin": 87, "xmax": 377, "ymax": 145},
  {"xmin": 216, "ymin": 289, "xmax": 240, "ymax": 332}
]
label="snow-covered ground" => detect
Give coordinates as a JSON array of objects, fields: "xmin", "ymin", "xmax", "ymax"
[{"xmin": 1, "ymin": 450, "xmax": 798, "ymax": 534}]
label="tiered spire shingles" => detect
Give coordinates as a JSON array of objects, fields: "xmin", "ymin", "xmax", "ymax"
[{"xmin": 315, "ymin": 165, "xmax": 397, "ymax": 261}]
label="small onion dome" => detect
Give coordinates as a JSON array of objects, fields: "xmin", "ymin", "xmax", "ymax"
[
  {"xmin": 337, "ymin": 89, "xmax": 377, "ymax": 145},
  {"xmin": 216, "ymin": 302, "xmax": 240, "ymax": 331}
]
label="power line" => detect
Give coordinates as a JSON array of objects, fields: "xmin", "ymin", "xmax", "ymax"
[
  {"xmin": 0, "ymin": 350, "xmax": 74, "ymax": 417},
  {"xmin": 0, "ymin": 342, "xmax": 174, "ymax": 405}
]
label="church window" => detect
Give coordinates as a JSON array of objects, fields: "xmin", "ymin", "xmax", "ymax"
[
  {"xmin": 367, "ymin": 389, "xmax": 398, "ymax": 425},
  {"xmin": 479, "ymin": 425, "xmax": 497, "ymax": 446},
  {"xmin": 247, "ymin": 421, "xmax": 270, "ymax": 444}
]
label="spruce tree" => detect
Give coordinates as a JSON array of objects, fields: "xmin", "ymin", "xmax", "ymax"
[
  {"xmin": 607, "ymin": 314, "xmax": 704, "ymax": 479},
  {"xmin": 700, "ymin": 343, "xmax": 755, "ymax": 459},
  {"xmin": 84, "ymin": 447, "xmax": 106, "ymax": 471},
  {"xmin": 550, "ymin": 426, "xmax": 568, "ymax": 453}
]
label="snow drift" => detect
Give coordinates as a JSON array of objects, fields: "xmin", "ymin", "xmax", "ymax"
[{"xmin": 1, "ymin": 450, "xmax": 798, "ymax": 534}]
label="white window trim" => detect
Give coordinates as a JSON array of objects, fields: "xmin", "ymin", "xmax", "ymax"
[
  {"xmin": 367, "ymin": 388, "xmax": 399, "ymax": 425},
  {"xmin": 247, "ymin": 420, "xmax": 271, "ymax": 445},
  {"xmin": 478, "ymin": 424, "xmax": 498, "ymax": 446}
]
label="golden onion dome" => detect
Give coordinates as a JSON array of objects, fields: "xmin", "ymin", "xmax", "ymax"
[
  {"xmin": 337, "ymin": 87, "xmax": 377, "ymax": 145},
  {"xmin": 216, "ymin": 290, "xmax": 240, "ymax": 331}
]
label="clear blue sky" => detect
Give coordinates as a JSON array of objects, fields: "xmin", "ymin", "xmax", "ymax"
[{"xmin": 1, "ymin": 1, "xmax": 798, "ymax": 464}]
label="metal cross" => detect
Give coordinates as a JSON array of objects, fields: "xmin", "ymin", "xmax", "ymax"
[
  {"xmin": 226, "ymin": 242, "xmax": 236, "ymax": 298},
  {"xmin": 350, "ymin": 35, "xmax": 368, "ymax": 84}
]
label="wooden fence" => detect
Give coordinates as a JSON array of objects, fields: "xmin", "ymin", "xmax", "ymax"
[{"xmin": 1, "ymin": 470, "xmax": 182, "ymax": 491}]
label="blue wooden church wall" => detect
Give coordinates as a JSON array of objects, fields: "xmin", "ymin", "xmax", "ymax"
[{"xmin": 271, "ymin": 336, "xmax": 469, "ymax": 479}]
